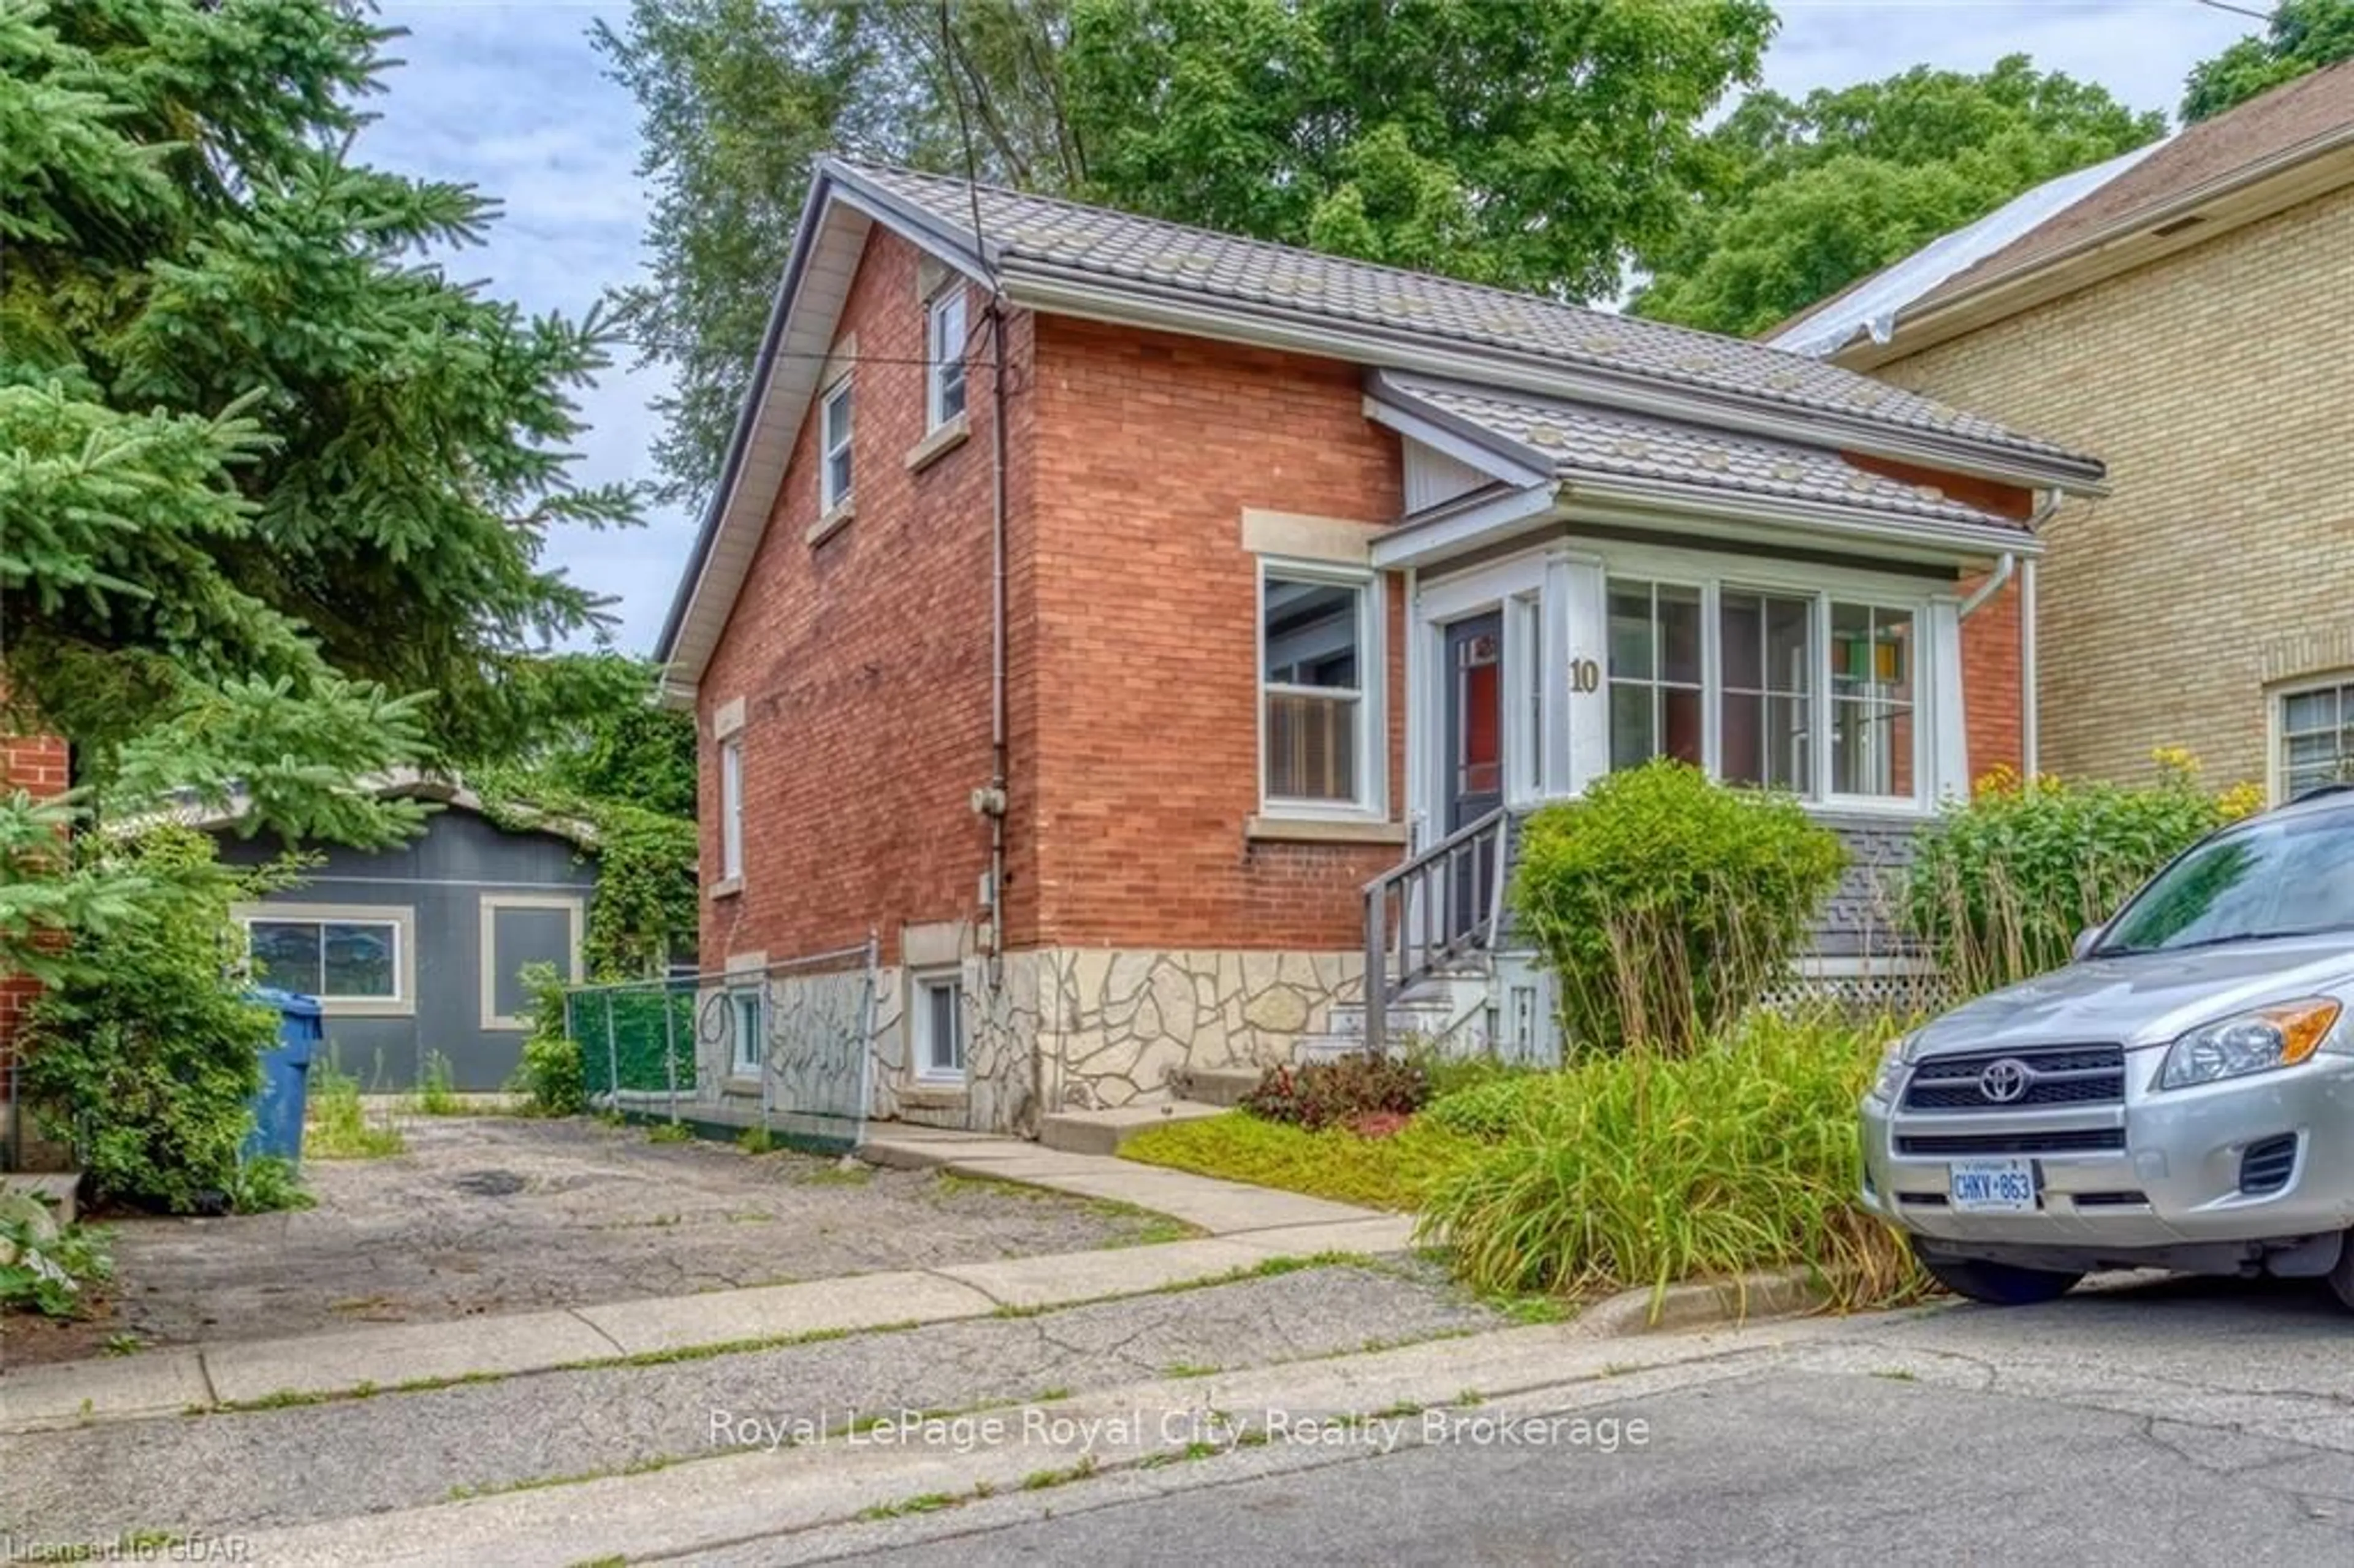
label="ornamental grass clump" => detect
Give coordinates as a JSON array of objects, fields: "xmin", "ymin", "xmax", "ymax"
[
  {"xmin": 1512, "ymin": 761, "xmax": 1847, "ymax": 1056},
  {"xmin": 1416, "ymin": 1010, "xmax": 1922, "ymax": 1311}
]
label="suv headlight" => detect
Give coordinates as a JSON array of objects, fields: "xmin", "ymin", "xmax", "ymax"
[
  {"xmin": 2156, "ymin": 999, "xmax": 2343, "ymax": 1090},
  {"xmin": 1869, "ymin": 1033, "xmax": 1914, "ymax": 1102}
]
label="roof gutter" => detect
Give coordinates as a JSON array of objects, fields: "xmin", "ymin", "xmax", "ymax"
[{"xmin": 1000, "ymin": 266, "xmax": 2109, "ymax": 495}]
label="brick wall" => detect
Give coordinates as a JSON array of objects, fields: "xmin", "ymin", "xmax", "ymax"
[
  {"xmin": 697, "ymin": 229, "xmax": 1032, "ymax": 967},
  {"xmin": 1873, "ymin": 183, "xmax": 2354, "ymax": 790},
  {"xmin": 1027, "ymin": 316, "xmax": 1406, "ymax": 950},
  {"xmin": 1, "ymin": 734, "xmax": 70, "ymax": 1075}
]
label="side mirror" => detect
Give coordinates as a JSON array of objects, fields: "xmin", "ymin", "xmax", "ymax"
[{"xmin": 2071, "ymin": 927, "xmax": 2104, "ymax": 962}]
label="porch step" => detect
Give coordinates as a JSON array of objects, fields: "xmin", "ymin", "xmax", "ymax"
[
  {"xmin": 1038, "ymin": 1100, "xmax": 1226, "ymax": 1157},
  {"xmin": 1168, "ymin": 1066, "xmax": 1267, "ymax": 1109},
  {"xmin": 0, "ymin": 1171, "xmax": 82, "ymax": 1227}
]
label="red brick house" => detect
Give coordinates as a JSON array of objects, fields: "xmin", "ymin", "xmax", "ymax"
[{"xmin": 655, "ymin": 160, "xmax": 2105, "ymax": 1135}]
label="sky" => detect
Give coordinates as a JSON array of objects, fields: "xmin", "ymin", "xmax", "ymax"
[{"xmin": 360, "ymin": 0, "xmax": 2265, "ymax": 655}]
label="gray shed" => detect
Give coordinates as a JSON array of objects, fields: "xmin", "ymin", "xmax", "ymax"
[{"xmin": 209, "ymin": 785, "xmax": 598, "ymax": 1091}]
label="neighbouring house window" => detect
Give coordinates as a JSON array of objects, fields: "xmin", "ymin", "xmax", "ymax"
[
  {"xmin": 820, "ymin": 378, "xmax": 854, "ymax": 510},
  {"xmin": 720, "ymin": 737, "xmax": 744, "ymax": 882},
  {"xmin": 927, "ymin": 289, "xmax": 967, "ymax": 429},
  {"xmin": 1262, "ymin": 566, "xmax": 1374, "ymax": 810},
  {"xmin": 1719, "ymin": 590, "xmax": 1815, "ymax": 793},
  {"xmin": 913, "ymin": 972, "xmax": 966, "ymax": 1081},
  {"xmin": 1606, "ymin": 579, "xmax": 1703, "ymax": 772},
  {"xmin": 1830, "ymin": 603, "xmax": 1916, "ymax": 799},
  {"xmin": 2278, "ymin": 681, "xmax": 2354, "ymax": 799},
  {"xmin": 730, "ymin": 988, "xmax": 765, "ymax": 1078},
  {"xmin": 246, "ymin": 915, "xmax": 401, "ymax": 1002}
]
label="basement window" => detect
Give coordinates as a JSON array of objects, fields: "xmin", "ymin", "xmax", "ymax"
[{"xmin": 913, "ymin": 970, "xmax": 966, "ymax": 1082}]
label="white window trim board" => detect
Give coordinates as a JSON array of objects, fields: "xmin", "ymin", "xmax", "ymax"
[
  {"xmin": 1257, "ymin": 556, "xmax": 1388, "ymax": 824},
  {"xmin": 234, "ymin": 900, "xmax": 417, "ymax": 1018},
  {"xmin": 479, "ymin": 892, "xmax": 586, "ymax": 1032},
  {"xmin": 910, "ymin": 967, "xmax": 968, "ymax": 1083}
]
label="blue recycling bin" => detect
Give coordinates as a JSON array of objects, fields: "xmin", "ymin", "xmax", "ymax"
[{"xmin": 244, "ymin": 988, "xmax": 322, "ymax": 1167}]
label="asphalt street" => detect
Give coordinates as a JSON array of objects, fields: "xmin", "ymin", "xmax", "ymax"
[{"xmin": 776, "ymin": 1274, "xmax": 2354, "ymax": 1567}]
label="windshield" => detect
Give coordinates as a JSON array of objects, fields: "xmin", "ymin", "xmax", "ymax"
[{"xmin": 2098, "ymin": 810, "xmax": 2354, "ymax": 954}]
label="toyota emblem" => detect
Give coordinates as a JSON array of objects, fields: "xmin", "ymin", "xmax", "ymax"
[{"xmin": 1978, "ymin": 1057, "xmax": 2033, "ymax": 1103}]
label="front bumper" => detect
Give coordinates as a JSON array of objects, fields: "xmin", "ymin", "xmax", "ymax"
[{"xmin": 1862, "ymin": 1049, "xmax": 2354, "ymax": 1262}]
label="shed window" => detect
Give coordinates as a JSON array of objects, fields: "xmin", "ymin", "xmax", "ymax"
[{"xmin": 248, "ymin": 918, "xmax": 400, "ymax": 1001}]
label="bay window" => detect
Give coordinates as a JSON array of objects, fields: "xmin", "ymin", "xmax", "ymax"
[{"xmin": 1604, "ymin": 576, "xmax": 1930, "ymax": 808}]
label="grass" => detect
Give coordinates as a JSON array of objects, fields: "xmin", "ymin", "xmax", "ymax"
[
  {"xmin": 1418, "ymin": 1010, "xmax": 1925, "ymax": 1311},
  {"xmin": 1120, "ymin": 1111, "xmax": 1477, "ymax": 1212},
  {"xmin": 305, "ymin": 1060, "xmax": 406, "ymax": 1159},
  {"xmin": 645, "ymin": 1121, "xmax": 695, "ymax": 1144},
  {"xmin": 413, "ymin": 1051, "xmax": 461, "ymax": 1116}
]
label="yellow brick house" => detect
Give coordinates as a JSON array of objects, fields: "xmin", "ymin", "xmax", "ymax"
[{"xmin": 1772, "ymin": 61, "xmax": 2354, "ymax": 801}]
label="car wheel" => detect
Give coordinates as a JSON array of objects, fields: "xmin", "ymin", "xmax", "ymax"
[
  {"xmin": 2325, "ymin": 1234, "xmax": 2354, "ymax": 1312},
  {"xmin": 1913, "ymin": 1244, "xmax": 2082, "ymax": 1306}
]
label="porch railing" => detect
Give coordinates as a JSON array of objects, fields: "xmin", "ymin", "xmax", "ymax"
[{"xmin": 1362, "ymin": 805, "xmax": 1509, "ymax": 1057}]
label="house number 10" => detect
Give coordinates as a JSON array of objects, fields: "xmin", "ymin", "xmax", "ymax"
[{"xmin": 1568, "ymin": 657, "xmax": 1602, "ymax": 694}]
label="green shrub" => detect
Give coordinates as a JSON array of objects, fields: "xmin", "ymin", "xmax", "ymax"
[
  {"xmin": 511, "ymin": 962, "xmax": 586, "ymax": 1116},
  {"xmin": 1423, "ymin": 1074, "xmax": 1558, "ymax": 1142},
  {"xmin": 0, "ymin": 1193, "xmax": 114, "ymax": 1319},
  {"xmin": 18, "ymin": 829, "xmax": 278, "ymax": 1212},
  {"xmin": 227, "ymin": 1154, "xmax": 313, "ymax": 1213},
  {"xmin": 306, "ymin": 1059, "xmax": 406, "ymax": 1159},
  {"xmin": 1512, "ymin": 761, "xmax": 1847, "ymax": 1055},
  {"xmin": 1904, "ymin": 751, "xmax": 2260, "ymax": 995},
  {"xmin": 414, "ymin": 1051, "xmax": 460, "ymax": 1115},
  {"xmin": 1241, "ymin": 1056, "xmax": 1430, "ymax": 1132},
  {"xmin": 1417, "ymin": 1011, "xmax": 1919, "ymax": 1309},
  {"xmin": 1121, "ymin": 1111, "xmax": 1477, "ymax": 1211}
]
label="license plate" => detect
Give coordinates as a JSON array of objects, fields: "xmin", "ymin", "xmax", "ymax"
[{"xmin": 1949, "ymin": 1158, "xmax": 2036, "ymax": 1212}]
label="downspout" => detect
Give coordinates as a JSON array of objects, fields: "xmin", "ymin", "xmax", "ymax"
[
  {"xmin": 985, "ymin": 300, "xmax": 1032, "ymax": 1134},
  {"xmin": 1956, "ymin": 488, "xmax": 2060, "ymax": 780}
]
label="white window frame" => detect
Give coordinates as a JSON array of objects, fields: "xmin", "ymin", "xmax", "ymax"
[
  {"xmin": 820, "ymin": 377, "xmax": 854, "ymax": 512},
  {"xmin": 2269, "ymin": 672, "xmax": 2354, "ymax": 804},
  {"xmin": 234, "ymin": 902, "xmax": 416, "ymax": 1018},
  {"xmin": 911, "ymin": 968, "xmax": 967, "ymax": 1083},
  {"xmin": 729, "ymin": 986, "xmax": 766, "ymax": 1079},
  {"xmin": 478, "ymin": 892, "xmax": 586, "ymax": 1032},
  {"xmin": 719, "ymin": 736, "xmax": 744, "ymax": 884},
  {"xmin": 1257, "ymin": 558, "xmax": 1385, "ymax": 821},
  {"xmin": 926, "ymin": 288, "xmax": 967, "ymax": 431},
  {"xmin": 1582, "ymin": 542, "xmax": 1946, "ymax": 816}
]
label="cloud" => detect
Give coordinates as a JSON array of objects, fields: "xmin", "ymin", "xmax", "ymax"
[{"xmin": 356, "ymin": 1, "xmax": 2259, "ymax": 657}]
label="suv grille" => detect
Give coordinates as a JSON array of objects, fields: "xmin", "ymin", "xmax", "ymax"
[
  {"xmin": 1902, "ymin": 1045, "xmax": 2125, "ymax": 1112},
  {"xmin": 1896, "ymin": 1128, "xmax": 2126, "ymax": 1157}
]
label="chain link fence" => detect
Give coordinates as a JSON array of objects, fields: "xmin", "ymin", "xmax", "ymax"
[{"xmin": 567, "ymin": 938, "xmax": 877, "ymax": 1154}]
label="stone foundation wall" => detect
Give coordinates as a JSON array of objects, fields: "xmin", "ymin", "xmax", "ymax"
[{"xmin": 1032, "ymin": 948, "xmax": 1362, "ymax": 1113}]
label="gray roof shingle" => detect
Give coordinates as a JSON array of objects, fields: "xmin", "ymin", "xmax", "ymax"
[
  {"xmin": 1381, "ymin": 375, "xmax": 2027, "ymax": 534},
  {"xmin": 837, "ymin": 159, "xmax": 2092, "ymax": 471}
]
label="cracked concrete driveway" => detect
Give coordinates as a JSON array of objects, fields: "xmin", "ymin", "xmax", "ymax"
[
  {"xmin": 812, "ymin": 1273, "xmax": 2354, "ymax": 1567},
  {"xmin": 11, "ymin": 1116, "xmax": 1181, "ymax": 1364}
]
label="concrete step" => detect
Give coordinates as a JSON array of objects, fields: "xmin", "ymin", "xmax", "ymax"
[
  {"xmin": 1037, "ymin": 1100, "xmax": 1226, "ymax": 1156},
  {"xmin": 1325, "ymin": 1002, "xmax": 1454, "ymax": 1035},
  {"xmin": 1168, "ymin": 1065, "xmax": 1266, "ymax": 1108},
  {"xmin": 0, "ymin": 1171, "xmax": 82, "ymax": 1226}
]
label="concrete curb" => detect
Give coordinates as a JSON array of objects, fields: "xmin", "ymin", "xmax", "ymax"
[
  {"xmin": 1577, "ymin": 1268, "xmax": 1839, "ymax": 1338},
  {"xmin": 0, "ymin": 1216, "xmax": 1416, "ymax": 1435}
]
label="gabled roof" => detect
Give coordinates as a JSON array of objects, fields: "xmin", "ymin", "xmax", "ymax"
[
  {"xmin": 658, "ymin": 158, "xmax": 2105, "ymax": 693},
  {"xmin": 1372, "ymin": 373, "xmax": 2029, "ymax": 540},
  {"xmin": 1776, "ymin": 59, "xmax": 2354, "ymax": 362}
]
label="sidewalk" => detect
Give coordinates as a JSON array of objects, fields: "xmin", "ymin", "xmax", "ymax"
[{"xmin": 1, "ymin": 1130, "xmax": 1414, "ymax": 1434}]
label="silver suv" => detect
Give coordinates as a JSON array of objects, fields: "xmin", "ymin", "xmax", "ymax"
[{"xmin": 1862, "ymin": 786, "xmax": 2354, "ymax": 1309}]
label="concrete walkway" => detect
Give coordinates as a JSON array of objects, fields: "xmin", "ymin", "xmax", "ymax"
[{"xmin": 1, "ymin": 1130, "xmax": 1412, "ymax": 1434}]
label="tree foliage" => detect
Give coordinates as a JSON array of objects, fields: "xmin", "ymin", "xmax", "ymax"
[
  {"xmin": 595, "ymin": 0, "xmax": 1777, "ymax": 502},
  {"xmin": 1, "ymin": 0, "xmax": 639, "ymax": 789},
  {"xmin": 2182, "ymin": 0, "xmax": 2354, "ymax": 122},
  {"xmin": 1634, "ymin": 54, "xmax": 2164, "ymax": 337}
]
